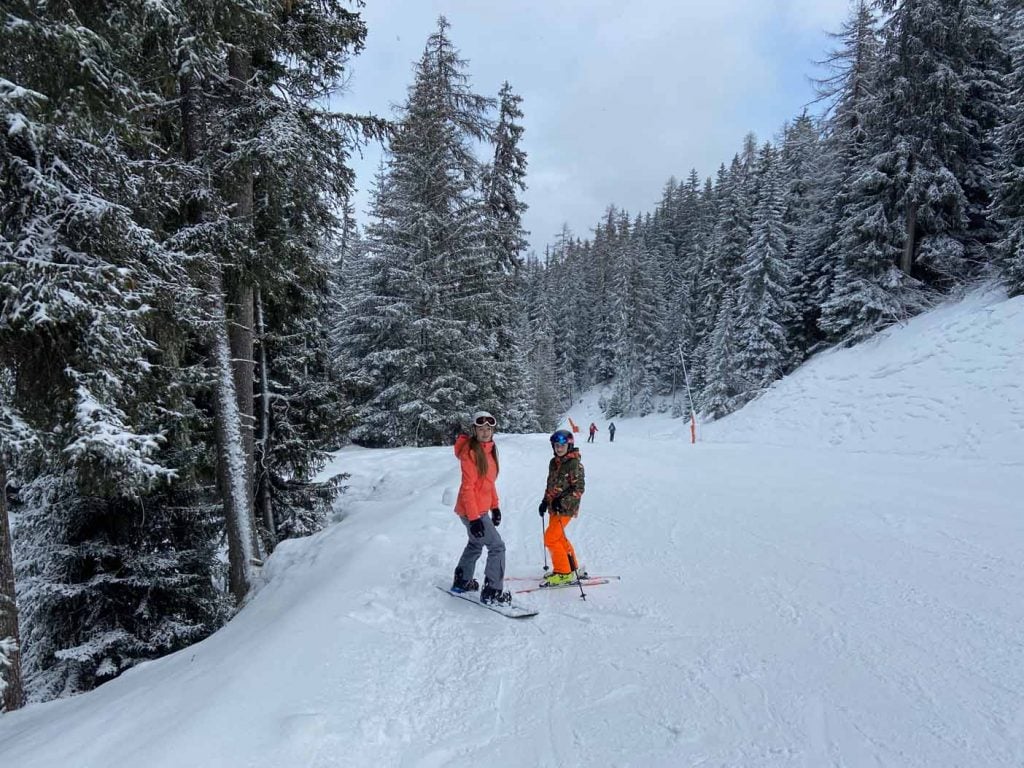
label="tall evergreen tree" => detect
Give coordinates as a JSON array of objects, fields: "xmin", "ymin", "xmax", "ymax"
[
  {"xmin": 2, "ymin": 0, "xmax": 378, "ymax": 703},
  {"xmin": 734, "ymin": 143, "xmax": 795, "ymax": 401},
  {"xmin": 0, "ymin": 0, "xmax": 232, "ymax": 699},
  {"xmin": 996, "ymin": 0, "xmax": 1024, "ymax": 295},
  {"xmin": 480, "ymin": 82, "xmax": 535, "ymax": 430},
  {"xmin": 779, "ymin": 112, "xmax": 824, "ymax": 361},
  {"xmin": 346, "ymin": 17, "xmax": 495, "ymax": 445}
]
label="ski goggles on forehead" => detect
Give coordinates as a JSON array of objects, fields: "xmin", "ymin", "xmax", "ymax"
[
  {"xmin": 551, "ymin": 432, "xmax": 572, "ymax": 444},
  {"xmin": 473, "ymin": 414, "xmax": 497, "ymax": 427}
]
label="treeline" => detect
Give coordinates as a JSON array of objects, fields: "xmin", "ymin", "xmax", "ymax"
[
  {"xmin": 522, "ymin": 0, "xmax": 1024, "ymax": 418},
  {"xmin": 336, "ymin": 1, "xmax": 1024, "ymax": 440},
  {"xmin": 1, "ymin": 0, "xmax": 384, "ymax": 707}
]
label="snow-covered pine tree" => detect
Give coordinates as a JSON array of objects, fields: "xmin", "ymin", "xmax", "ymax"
[
  {"xmin": 733, "ymin": 142, "xmax": 795, "ymax": 404},
  {"xmin": 996, "ymin": 0, "xmax": 1024, "ymax": 295},
  {"xmin": 779, "ymin": 112, "xmax": 824, "ymax": 362},
  {"xmin": 694, "ymin": 154, "xmax": 752, "ymax": 396},
  {"xmin": 825, "ymin": 0, "xmax": 1007, "ymax": 344},
  {"xmin": 541, "ymin": 225, "xmax": 587, "ymax": 406},
  {"xmin": 606, "ymin": 210, "xmax": 647, "ymax": 415},
  {"xmin": 480, "ymin": 82, "xmax": 535, "ymax": 431},
  {"xmin": 700, "ymin": 289, "xmax": 745, "ymax": 419},
  {"xmin": 627, "ymin": 215, "xmax": 665, "ymax": 415},
  {"xmin": 654, "ymin": 171, "xmax": 704, "ymax": 404},
  {"xmin": 798, "ymin": 3, "xmax": 880, "ymax": 352},
  {"xmin": 520, "ymin": 254, "xmax": 562, "ymax": 428},
  {"xmin": 813, "ymin": 1, "xmax": 900, "ymax": 345},
  {"xmin": 171, "ymin": 0, "xmax": 265, "ymax": 602},
  {"xmin": 821, "ymin": 0, "xmax": 1008, "ymax": 340},
  {"xmin": 346, "ymin": 17, "xmax": 495, "ymax": 445},
  {"xmin": 1, "ymin": 0, "xmax": 230, "ymax": 699},
  {"xmin": 588, "ymin": 213, "xmax": 621, "ymax": 386},
  {"xmin": 242, "ymin": 1, "xmax": 382, "ymax": 547}
]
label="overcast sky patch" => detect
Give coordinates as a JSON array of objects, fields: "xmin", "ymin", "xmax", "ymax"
[{"xmin": 338, "ymin": 0, "xmax": 852, "ymax": 254}]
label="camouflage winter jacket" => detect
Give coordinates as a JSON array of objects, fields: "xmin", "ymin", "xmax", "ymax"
[{"xmin": 544, "ymin": 446, "xmax": 585, "ymax": 517}]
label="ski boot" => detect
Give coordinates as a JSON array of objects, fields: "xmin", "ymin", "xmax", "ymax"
[{"xmin": 542, "ymin": 572, "xmax": 575, "ymax": 587}]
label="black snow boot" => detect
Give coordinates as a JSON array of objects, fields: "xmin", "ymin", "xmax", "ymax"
[
  {"xmin": 451, "ymin": 568, "xmax": 479, "ymax": 593},
  {"xmin": 479, "ymin": 586, "xmax": 512, "ymax": 606}
]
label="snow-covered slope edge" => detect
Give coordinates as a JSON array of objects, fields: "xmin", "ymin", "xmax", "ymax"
[{"xmin": 705, "ymin": 285, "xmax": 1024, "ymax": 463}]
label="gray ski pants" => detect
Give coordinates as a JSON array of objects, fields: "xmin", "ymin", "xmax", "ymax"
[{"xmin": 455, "ymin": 512, "xmax": 505, "ymax": 591}]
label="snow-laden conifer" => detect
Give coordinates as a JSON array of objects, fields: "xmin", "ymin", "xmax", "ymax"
[
  {"xmin": 996, "ymin": 1, "xmax": 1024, "ymax": 295},
  {"xmin": 733, "ymin": 143, "xmax": 795, "ymax": 402}
]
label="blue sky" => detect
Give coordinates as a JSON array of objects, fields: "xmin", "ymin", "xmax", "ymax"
[{"xmin": 336, "ymin": 1, "xmax": 853, "ymax": 255}]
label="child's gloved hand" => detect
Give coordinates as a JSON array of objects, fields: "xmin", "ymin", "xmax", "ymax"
[
  {"xmin": 470, "ymin": 518, "xmax": 485, "ymax": 538},
  {"xmin": 538, "ymin": 499, "xmax": 548, "ymax": 516},
  {"xmin": 491, "ymin": 508, "xmax": 501, "ymax": 526}
]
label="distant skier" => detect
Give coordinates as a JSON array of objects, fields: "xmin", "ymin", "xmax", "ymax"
[
  {"xmin": 608, "ymin": 421, "xmax": 616, "ymax": 442},
  {"xmin": 537, "ymin": 429, "xmax": 586, "ymax": 586},
  {"xmin": 587, "ymin": 422, "xmax": 598, "ymax": 443},
  {"xmin": 451, "ymin": 410, "xmax": 511, "ymax": 606}
]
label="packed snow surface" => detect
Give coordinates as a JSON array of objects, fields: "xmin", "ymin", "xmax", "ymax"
[{"xmin": 1, "ymin": 287, "xmax": 1022, "ymax": 767}]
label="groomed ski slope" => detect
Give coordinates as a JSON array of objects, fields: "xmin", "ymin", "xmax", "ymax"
[{"xmin": 1, "ymin": 286, "xmax": 1022, "ymax": 767}]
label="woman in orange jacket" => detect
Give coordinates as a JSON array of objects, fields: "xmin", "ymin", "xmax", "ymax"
[{"xmin": 451, "ymin": 410, "xmax": 510, "ymax": 606}]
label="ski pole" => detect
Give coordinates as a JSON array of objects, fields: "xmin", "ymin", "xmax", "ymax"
[
  {"xmin": 555, "ymin": 513, "xmax": 586, "ymax": 601},
  {"xmin": 541, "ymin": 513, "xmax": 549, "ymax": 572}
]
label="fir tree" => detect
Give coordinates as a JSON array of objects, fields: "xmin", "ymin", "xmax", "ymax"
[
  {"xmin": 480, "ymin": 82, "xmax": 535, "ymax": 431},
  {"xmin": 346, "ymin": 17, "xmax": 495, "ymax": 445},
  {"xmin": 996, "ymin": 1, "xmax": 1024, "ymax": 295},
  {"xmin": 0, "ymin": 0, "xmax": 218, "ymax": 699},
  {"xmin": 734, "ymin": 143, "xmax": 795, "ymax": 402}
]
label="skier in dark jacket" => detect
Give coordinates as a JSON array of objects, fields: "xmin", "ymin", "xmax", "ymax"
[
  {"xmin": 608, "ymin": 422, "xmax": 616, "ymax": 442},
  {"xmin": 537, "ymin": 429, "xmax": 586, "ymax": 586}
]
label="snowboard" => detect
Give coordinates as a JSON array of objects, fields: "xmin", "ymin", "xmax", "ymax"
[{"xmin": 437, "ymin": 586, "xmax": 538, "ymax": 619}]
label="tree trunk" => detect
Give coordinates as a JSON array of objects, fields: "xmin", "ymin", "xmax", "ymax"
[
  {"xmin": 0, "ymin": 454, "xmax": 25, "ymax": 712},
  {"xmin": 254, "ymin": 288, "xmax": 276, "ymax": 550},
  {"xmin": 902, "ymin": 201, "xmax": 917, "ymax": 276},
  {"xmin": 211, "ymin": 278, "xmax": 257, "ymax": 602},
  {"xmin": 180, "ymin": 64, "xmax": 254, "ymax": 602},
  {"xmin": 226, "ymin": 45, "xmax": 260, "ymax": 560}
]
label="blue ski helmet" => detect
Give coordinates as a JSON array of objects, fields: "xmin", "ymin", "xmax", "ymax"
[{"xmin": 550, "ymin": 429, "xmax": 574, "ymax": 446}]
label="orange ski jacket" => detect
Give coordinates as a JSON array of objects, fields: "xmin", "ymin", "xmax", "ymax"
[{"xmin": 453, "ymin": 434, "xmax": 499, "ymax": 520}]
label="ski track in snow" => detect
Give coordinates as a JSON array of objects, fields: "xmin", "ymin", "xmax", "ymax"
[{"xmin": 1, "ymin": 289, "xmax": 1023, "ymax": 767}]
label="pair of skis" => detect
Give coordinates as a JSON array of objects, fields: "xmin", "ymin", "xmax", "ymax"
[
  {"xmin": 507, "ymin": 574, "xmax": 619, "ymax": 594},
  {"xmin": 438, "ymin": 572, "xmax": 620, "ymax": 619}
]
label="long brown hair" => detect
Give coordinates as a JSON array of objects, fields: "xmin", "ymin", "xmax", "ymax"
[{"xmin": 467, "ymin": 434, "xmax": 499, "ymax": 478}]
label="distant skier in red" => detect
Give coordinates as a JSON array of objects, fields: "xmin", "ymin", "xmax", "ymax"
[{"xmin": 587, "ymin": 422, "xmax": 598, "ymax": 443}]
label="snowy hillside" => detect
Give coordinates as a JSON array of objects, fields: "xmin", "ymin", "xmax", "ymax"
[
  {"xmin": 704, "ymin": 286, "xmax": 1024, "ymax": 463},
  {"xmin": 1, "ymin": 287, "xmax": 1022, "ymax": 768}
]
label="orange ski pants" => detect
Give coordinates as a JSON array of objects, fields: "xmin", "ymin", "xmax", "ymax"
[{"xmin": 544, "ymin": 515, "xmax": 578, "ymax": 574}]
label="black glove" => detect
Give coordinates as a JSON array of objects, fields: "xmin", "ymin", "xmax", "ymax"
[
  {"xmin": 469, "ymin": 518, "xmax": 485, "ymax": 538},
  {"xmin": 491, "ymin": 508, "xmax": 501, "ymax": 526},
  {"xmin": 538, "ymin": 499, "xmax": 548, "ymax": 517},
  {"xmin": 551, "ymin": 495, "xmax": 564, "ymax": 514}
]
